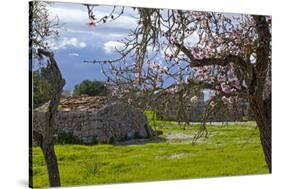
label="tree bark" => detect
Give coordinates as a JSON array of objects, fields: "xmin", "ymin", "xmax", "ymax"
[
  {"xmin": 252, "ymin": 15, "xmax": 271, "ymax": 172},
  {"xmin": 42, "ymin": 142, "xmax": 61, "ymax": 186},
  {"xmin": 34, "ymin": 129, "xmax": 61, "ymax": 186},
  {"xmin": 249, "ymin": 94, "xmax": 271, "ymax": 173}
]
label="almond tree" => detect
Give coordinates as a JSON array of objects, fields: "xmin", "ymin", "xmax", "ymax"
[
  {"xmin": 85, "ymin": 7, "xmax": 271, "ymax": 172},
  {"xmin": 29, "ymin": 1, "xmax": 64, "ymax": 186}
]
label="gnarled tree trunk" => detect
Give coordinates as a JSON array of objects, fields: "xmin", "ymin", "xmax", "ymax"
[
  {"xmin": 33, "ymin": 49, "xmax": 65, "ymax": 186},
  {"xmin": 249, "ymin": 15, "xmax": 272, "ymax": 172}
]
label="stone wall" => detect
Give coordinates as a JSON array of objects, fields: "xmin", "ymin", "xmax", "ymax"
[
  {"xmin": 33, "ymin": 102, "xmax": 153, "ymax": 144},
  {"xmin": 156, "ymin": 101, "xmax": 251, "ymax": 122}
]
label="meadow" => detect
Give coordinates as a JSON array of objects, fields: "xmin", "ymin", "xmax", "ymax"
[{"xmin": 32, "ymin": 112, "xmax": 268, "ymax": 187}]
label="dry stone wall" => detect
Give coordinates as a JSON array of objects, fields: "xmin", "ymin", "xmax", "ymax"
[{"xmin": 33, "ymin": 102, "xmax": 153, "ymax": 144}]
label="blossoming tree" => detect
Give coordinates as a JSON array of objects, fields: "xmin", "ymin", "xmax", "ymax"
[{"xmin": 85, "ymin": 7, "xmax": 271, "ymax": 172}]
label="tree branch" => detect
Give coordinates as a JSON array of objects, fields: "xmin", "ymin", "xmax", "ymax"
[{"xmin": 175, "ymin": 43, "xmax": 248, "ymax": 69}]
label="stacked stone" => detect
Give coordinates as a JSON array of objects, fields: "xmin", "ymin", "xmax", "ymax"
[{"xmin": 33, "ymin": 97, "xmax": 153, "ymax": 144}]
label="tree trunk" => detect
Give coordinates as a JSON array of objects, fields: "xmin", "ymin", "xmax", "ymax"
[
  {"xmin": 42, "ymin": 142, "xmax": 61, "ymax": 186},
  {"xmin": 249, "ymin": 95, "xmax": 271, "ymax": 173},
  {"xmin": 250, "ymin": 15, "xmax": 272, "ymax": 172},
  {"xmin": 33, "ymin": 49, "xmax": 65, "ymax": 187},
  {"xmin": 34, "ymin": 129, "xmax": 61, "ymax": 186}
]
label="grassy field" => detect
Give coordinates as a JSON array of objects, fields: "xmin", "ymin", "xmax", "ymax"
[{"xmin": 32, "ymin": 112, "xmax": 268, "ymax": 187}]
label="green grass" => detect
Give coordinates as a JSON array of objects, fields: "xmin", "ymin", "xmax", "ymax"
[{"xmin": 31, "ymin": 112, "xmax": 268, "ymax": 188}]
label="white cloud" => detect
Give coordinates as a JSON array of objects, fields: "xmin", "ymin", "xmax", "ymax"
[
  {"xmin": 48, "ymin": 5, "xmax": 137, "ymax": 30},
  {"xmin": 49, "ymin": 37, "xmax": 87, "ymax": 50},
  {"xmin": 109, "ymin": 14, "xmax": 137, "ymax": 29},
  {"xmin": 66, "ymin": 29, "xmax": 126, "ymax": 40},
  {"xmin": 68, "ymin": 53, "xmax": 79, "ymax": 56},
  {"xmin": 46, "ymin": 3, "xmax": 138, "ymax": 50},
  {"xmin": 103, "ymin": 41, "xmax": 124, "ymax": 53},
  {"xmin": 48, "ymin": 6, "xmax": 88, "ymax": 24}
]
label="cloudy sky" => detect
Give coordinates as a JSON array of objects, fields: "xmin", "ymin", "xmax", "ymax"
[
  {"xmin": 46, "ymin": 2, "xmax": 138, "ymax": 91},
  {"xmin": 43, "ymin": 2, "xmax": 240, "ymax": 98}
]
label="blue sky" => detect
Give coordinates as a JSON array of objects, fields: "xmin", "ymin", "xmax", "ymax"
[{"xmin": 46, "ymin": 2, "xmax": 138, "ymax": 91}]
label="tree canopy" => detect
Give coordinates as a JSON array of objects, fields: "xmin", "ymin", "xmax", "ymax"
[
  {"xmin": 73, "ymin": 80, "xmax": 109, "ymax": 96},
  {"xmin": 84, "ymin": 6, "xmax": 271, "ymax": 171}
]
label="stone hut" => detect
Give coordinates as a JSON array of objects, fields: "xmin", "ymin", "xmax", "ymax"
[{"xmin": 33, "ymin": 96, "xmax": 154, "ymax": 144}]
